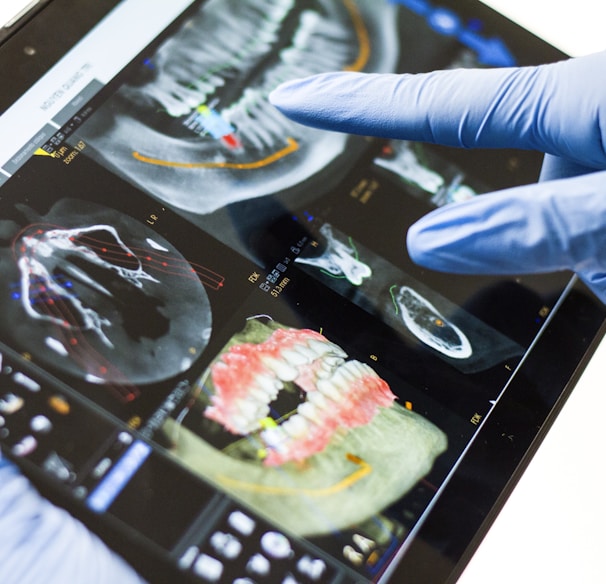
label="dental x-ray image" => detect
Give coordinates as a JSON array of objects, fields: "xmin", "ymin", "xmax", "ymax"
[
  {"xmin": 0, "ymin": 199, "xmax": 212, "ymax": 394},
  {"xmin": 374, "ymin": 140, "xmax": 481, "ymax": 207},
  {"xmin": 295, "ymin": 223, "xmax": 523, "ymax": 373},
  {"xmin": 161, "ymin": 317, "xmax": 447, "ymax": 538},
  {"xmin": 74, "ymin": 0, "xmax": 400, "ymax": 257}
]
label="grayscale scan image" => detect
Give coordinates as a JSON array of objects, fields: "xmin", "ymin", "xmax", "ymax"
[{"xmin": 76, "ymin": 0, "xmax": 399, "ymax": 220}]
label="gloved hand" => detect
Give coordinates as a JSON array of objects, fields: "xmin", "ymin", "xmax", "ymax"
[
  {"xmin": 0, "ymin": 456, "xmax": 146, "ymax": 584},
  {"xmin": 269, "ymin": 51, "xmax": 606, "ymax": 302}
]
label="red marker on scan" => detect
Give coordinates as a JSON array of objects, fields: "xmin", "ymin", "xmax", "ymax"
[{"xmin": 196, "ymin": 105, "xmax": 243, "ymax": 150}]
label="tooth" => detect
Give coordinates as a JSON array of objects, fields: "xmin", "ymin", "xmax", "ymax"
[
  {"xmin": 353, "ymin": 361, "xmax": 374, "ymax": 378},
  {"xmin": 258, "ymin": 406, "xmax": 270, "ymax": 421},
  {"xmin": 229, "ymin": 90, "xmax": 279, "ymax": 148},
  {"xmin": 261, "ymin": 357, "xmax": 298, "ymax": 382},
  {"xmin": 295, "ymin": 11, "xmax": 320, "ymax": 45},
  {"xmin": 306, "ymin": 340, "xmax": 327, "ymax": 357},
  {"xmin": 178, "ymin": 90, "xmax": 205, "ymax": 110},
  {"xmin": 264, "ymin": 67, "xmax": 295, "ymax": 92},
  {"xmin": 249, "ymin": 386, "xmax": 270, "ymax": 403},
  {"xmin": 281, "ymin": 349, "xmax": 308, "ymax": 367},
  {"xmin": 325, "ymin": 369, "xmax": 350, "ymax": 394},
  {"xmin": 340, "ymin": 361, "xmax": 360, "ymax": 378},
  {"xmin": 343, "ymin": 546, "xmax": 364, "ymax": 567},
  {"xmin": 296, "ymin": 401, "xmax": 319, "ymax": 423},
  {"xmin": 324, "ymin": 354, "xmax": 346, "ymax": 367},
  {"xmin": 206, "ymin": 74, "xmax": 226, "ymax": 87},
  {"xmin": 327, "ymin": 344, "xmax": 348, "ymax": 359},
  {"xmin": 353, "ymin": 534, "xmax": 376, "ymax": 554},
  {"xmin": 146, "ymin": 80, "xmax": 193, "ymax": 117},
  {"xmin": 235, "ymin": 398, "xmax": 269, "ymax": 427},
  {"xmin": 256, "ymin": 373, "xmax": 282, "ymax": 397},
  {"xmin": 281, "ymin": 414, "xmax": 309, "ymax": 438},
  {"xmin": 257, "ymin": 29, "xmax": 279, "ymax": 45},
  {"xmin": 291, "ymin": 343, "xmax": 316, "ymax": 361},
  {"xmin": 253, "ymin": 103, "xmax": 292, "ymax": 139},
  {"xmin": 311, "ymin": 38, "xmax": 352, "ymax": 59},
  {"xmin": 306, "ymin": 390, "xmax": 331, "ymax": 410},
  {"xmin": 332, "ymin": 367, "xmax": 354, "ymax": 390},
  {"xmin": 190, "ymin": 42, "xmax": 230, "ymax": 64},
  {"xmin": 214, "ymin": 11, "xmax": 248, "ymax": 37},
  {"xmin": 317, "ymin": 379, "xmax": 343, "ymax": 401},
  {"xmin": 308, "ymin": 339, "xmax": 346, "ymax": 358},
  {"xmin": 250, "ymin": 98, "xmax": 295, "ymax": 134},
  {"xmin": 161, "ymin": 81, "xmax": 200, "ymax": 108},
  {"xmin": 229, "ymin": 413, "xmax": 256, "ymax": 434},
  {"xmin": 269, "ymin": 0, "xmax": 294, "ymax": 19},
  {"xmin": 189, "ymin": 79, "xmax": 215, "ymax": 96},
  {"xmin": 237, "ymin": 398, "xmax": 264, "ymax": 421},
  {"xmin": 294, "ymin": 49, "xmax": 347, "ymax": 71},
  {"xmin": 226, "ymin": 109, "xmax": 265, "ymax": 150},
  {"xmin": 312, "ymin": 10, "xmax": 353, "ymax": 40}
]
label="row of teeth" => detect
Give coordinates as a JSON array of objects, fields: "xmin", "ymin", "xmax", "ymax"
[
  {"xmin": 260, "ymin": 360, "xmax": 378, "ymax": 450},
  {"xmin": 134, "ymin": 0, "xmax": 358, "ymax": 150},
  {"xmin": 224, "ymin": 9, "xmax": 357, "ymax": 150},
  {"xmin": 148, "ymin": 0, "xmax": 295, "ymax": 117},
  {"xmin": 214, "ymin": 337, "xmax": 347, "ymax": 434}
]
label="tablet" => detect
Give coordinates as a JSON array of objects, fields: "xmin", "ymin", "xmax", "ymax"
[{"xmin": 0, "ymin": 1, "xmax": 603, "ymax": 582}]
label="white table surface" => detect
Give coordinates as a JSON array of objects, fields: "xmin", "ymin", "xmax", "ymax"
[
  {"xmin": 0, "ymin": 1, "xmax": 36, "ymax": 28},
  {"xmin": 459, "ymin": 2, "xmax": 605, "ymax": 583}
]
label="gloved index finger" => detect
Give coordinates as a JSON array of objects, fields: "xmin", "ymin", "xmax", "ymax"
[{"xmin": 269, "ymin": 51, "xmax": 606, "ymax": 169}]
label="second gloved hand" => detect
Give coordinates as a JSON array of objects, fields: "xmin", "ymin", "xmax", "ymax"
[{"xmin": 269, "ymin": 51, "xmax": 606, "ymax": 302}]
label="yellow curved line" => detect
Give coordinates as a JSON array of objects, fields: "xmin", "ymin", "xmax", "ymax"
[
  {"xmin": 132, "ymin": 137, "xmax": 299, "ymax": 169},
  {"xmin": 217, "ymin": 453, "xmax": 372, "ymax": 497},
  {"xmin": 343, "ymin": 0, "xmax": 371, "ymax": 72}
]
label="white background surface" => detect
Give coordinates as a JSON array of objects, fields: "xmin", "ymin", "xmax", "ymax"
[
  {"xmin": 481, "ymin": 0, "xmax": 604, "ymax": 56},
  {"xmin": 459, "ymin": 2, "xmax": 605, "ymax": 583},
  {"xmin": 0, "ymin": 0, "xmax": 36, "ymax": 28}
]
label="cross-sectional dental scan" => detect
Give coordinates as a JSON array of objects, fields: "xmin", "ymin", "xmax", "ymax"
[
  {"xmin": 374, "ymin": 140, "xmax": 482, "ymax": 207},
  {"xmin": 0, "ymin": 199, "xmax": 212, "ymax": 390},
  {"xmin": 295, "ymin": 223, "xmax": 523, "ymax": 373},
  {"xmin": 0, "ymin": 0, "xmax": 583, "ymax": 582}
]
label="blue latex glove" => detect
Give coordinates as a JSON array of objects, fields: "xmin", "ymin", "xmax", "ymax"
[
  {"xmin": 269, "ymin": 51, "xmax": 606, "ymax": 302},
  {"xmin": 0, "ymin": 456, "xmax": 146, "ymax": 584}
]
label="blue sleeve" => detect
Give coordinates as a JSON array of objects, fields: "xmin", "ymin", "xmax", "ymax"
[{"xmin": 0, "ymin": 456, "xmax": 146, "ymax": 584}]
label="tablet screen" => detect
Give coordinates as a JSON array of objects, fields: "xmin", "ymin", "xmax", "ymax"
[{"xmin": 0, "ymin": 1, "xmax": 601, "ymax": 582}]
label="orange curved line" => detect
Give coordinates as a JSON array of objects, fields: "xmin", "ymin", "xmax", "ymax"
[
  {"xmin": 132, "ymin": 137, "xmax": 299, "ymax": 170},
  {"xmin": 216, "ymin": 453, "xmax": 372, "ymax": 497},
  {"xmin": 343, "ymin": 0, "xmax": 371, "ymax": 72}
]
